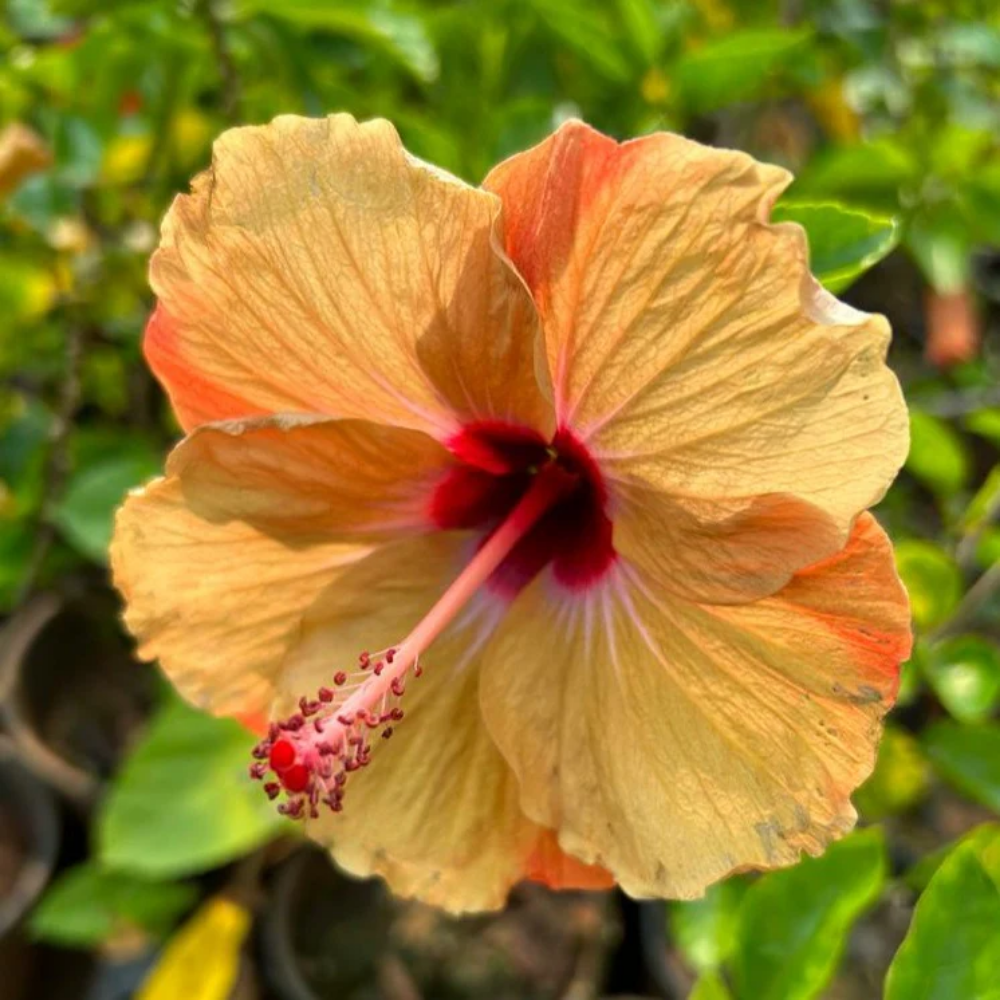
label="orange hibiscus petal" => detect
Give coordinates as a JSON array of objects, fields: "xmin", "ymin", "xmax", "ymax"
[
  {"xmin": 479, "ymin": 514, "xmax": 911, "ymax": 899},
  {"xmin": 612, "ymin": 487, "xmax": 845, "ymax": 604},
  {"xmin": 111, "ymin": 416, "xmax": 451, "ymax": 718},
  {"xmin": 150, "ymin": 113, "xmax": 551, "ymax": 437},
  {"xmin": 485, "ymin": 121, "xmax": 907, "ymax": 540},
  {"xmin": 160, "ymin": 414, "xmax": 452, "ymax": 539},
  {"xmin": 277, "ymin": 533, "xmax": 559, "ymax": 912}
]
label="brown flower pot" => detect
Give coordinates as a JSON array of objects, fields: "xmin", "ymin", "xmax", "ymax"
[
  {"xmin": 924, "ymin": 287, "xmax": 981, "ymax": 369},
  {"xmin": 0, "ymin": 737, "xmax": 60, "ymax": 938},
  {"xmin": 257, "ymin": 846, "xmax": 621, "ymax": 1000}
]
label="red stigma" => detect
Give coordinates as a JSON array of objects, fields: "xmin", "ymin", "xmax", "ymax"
[
  {"xmin": 281, "ymin": 763, "xmax": 310, "ymax": 793},
  {"xmin": 249, "ymin": 645, "xmax": 420, "ymax": 820},
  {"xmin": 269, "ymin": 739, "xmax": 295, "ymax": 772}
]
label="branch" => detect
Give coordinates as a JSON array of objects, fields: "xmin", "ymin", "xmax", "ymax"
[
  {"xmin": 956, "ymin": 485, "xmax": 1000, "ymax": 571},
  {"xmin": 198, "ymin": 0, "xmax": 242, "ymax": 121},
  {"xmin": 14, "ymin": 321, "xmax": 85, "ymax": 607},
  {"xmin": 928, "ymin": 559, "xmax": 1000, "ymax": 643}
]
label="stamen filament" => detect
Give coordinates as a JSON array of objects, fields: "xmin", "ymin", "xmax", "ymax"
[
  {"xmin": 251, "ymin": 461, "xmax": 575, "ymax": 818},
  {"xmin": 340, "ymin": 460, "xmax": 575, "ymax": 718}
]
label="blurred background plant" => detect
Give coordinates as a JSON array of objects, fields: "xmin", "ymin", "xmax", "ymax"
[{"xmin": 1, "ymin": 0, "xmax": 999, "ymax": 997}]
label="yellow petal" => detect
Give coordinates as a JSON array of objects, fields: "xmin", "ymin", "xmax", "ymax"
[
  {"xmin": 485, "ymin": 121, "xmax": 907, "ymax": 536},
  {"xmin": 111, "ymin": 416, "xmax": 448, "ymax": 717},
  {"xmin": 149, "ymin": 113, "xmax": 551, "ymax": 437},
  {"xmin": 480, "ymin": 514, "xmax": 911, "ymax": 899},
  {"xmin": 278, "ymin": 533, "xmax": 544, "ymax": 913}
]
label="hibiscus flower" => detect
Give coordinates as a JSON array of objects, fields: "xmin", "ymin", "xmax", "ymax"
[{"xmin": 112, "ymin": 115, "xmax": 911, "ymax": 912}]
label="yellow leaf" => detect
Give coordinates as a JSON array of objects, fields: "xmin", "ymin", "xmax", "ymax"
[
  {"xmin": 640, "ymin": 68, "xmax": 671, "ymax": 105},
  {"xmin": 170, "ymin": 109, "xmax": 214, "ymax": 169},
  {"xmin": 691, "ymin": 0, "xmax": 734, "ymax": 33},
  {"xmin": 102, "ymin": 134, "xmax": 153, "ymax": 186},
  {"xmin": 0, "ymin": 256, "xmax": 57, "ymax": 321},
  {"xmin": 137, "ymin": 896, "xmax": 250, "ymax": 1000},
  {"xmin": 0, "ymin": 123, "xmax": 51, "ymax": 199},
  {"xmin": 808, "ymin": 78, "xmax": 861, "ymax": 143}
]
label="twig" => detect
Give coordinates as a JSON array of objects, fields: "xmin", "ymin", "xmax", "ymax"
[
  {"xmin": 928, "ymin": 559, "xmax": 1000, "ymax": 643},
  {"xmin": 377, "ymin": 955, "xmax": 423, "ymax": 1000},
  {"xmin": 956, "ymin": 485, "xmax": 1000, "ymax": 571},
  {"xmin": 14, "ymin": 321, "xmax": 85, "ymax": 607},
  {"xmin": 919, "ymin": 386, "xmax": 1000, "ymax": 418},
  {"xmin": 198, "ymin": 0, "xmax": 242, "ymax": 121}
]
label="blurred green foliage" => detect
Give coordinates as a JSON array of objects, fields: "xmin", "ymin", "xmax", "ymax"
[
  {"xmin": 884, "ymin": 825, "xmax": 1000, "ymax": 1000},
  {"xmin": 3, "ymin": 0, "xmax": 1000, "ymax": 995},
  {"xmin": 30, "ymin": 862, "xmax": 198, "ymax": 947},
  {"xmin": 97, "ymin": 695, "xmax": 288, "ymax": 878}
]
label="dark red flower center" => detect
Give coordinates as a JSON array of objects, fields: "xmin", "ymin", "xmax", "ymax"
[{"xmin": 430, "ymin": 421, "xmax": 616, "ymax": 597}]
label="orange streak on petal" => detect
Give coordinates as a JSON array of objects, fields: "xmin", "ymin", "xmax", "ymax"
[
  {"xmin": 492, "ymin": 123, "xmax": 617, "ymax": 304},
  {"xmin": 782, "ymin": 513, "xmax": 913, "ymax": 697},
  {"xmin": 524, "ymin": 829, "xmax": 616, "ymax": 891},
  {"xmin": 487, "ymin": 123, "xmax": 618, "ymax": 412},
  {"xmin": 234, "ymin": 710, "xmax": 269, "ymax": 737},
  {"xmin": 144, "ymin": 306, "xmax": 265, "ymax": 429}
]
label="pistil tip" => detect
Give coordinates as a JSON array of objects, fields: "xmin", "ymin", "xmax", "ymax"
[{"xmin": 249, "ymin": 644, "xmax": 421, "ymax": 820}]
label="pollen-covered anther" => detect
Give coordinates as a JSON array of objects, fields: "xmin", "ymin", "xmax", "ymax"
[{"xmin": 249, "ymin": 645, "xmax": 418, "ymax": 820}]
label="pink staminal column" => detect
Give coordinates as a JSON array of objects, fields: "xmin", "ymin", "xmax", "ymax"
[{"xmin": 249, "ymin": 461, "xmax": 576, "ymax": 820}]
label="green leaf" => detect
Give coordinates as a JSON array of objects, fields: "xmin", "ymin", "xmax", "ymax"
[
  {"xmin": 7, "ymin": 0, "xmax": 75, "ymax": 37},
  {"xmin": 977, "ymin": 527, "xmax": 1000, "ymax": 569},
  {"xmin": 854, "ymin": 726, "xmax": 931, "ymax": 820},
  {"xmin": 795, "ymin": 140, "xmax": 918, "ymax": 207},
  {"xmin": 923, "ymin": 721, "xmax": 1000, "ymax": 813},
  {"xmin": 894, "ymin": 540, "xmax": 963, "ymax": 630},
  {"xmin": 965, "ymin": 408, "xmax": 1000, "ymax": 448},
  {"xmin": 670, "ymin": 877, "xmax": 748, "ymax": 973},
  {"xmin": 962, "ymin": 466, "xmax": 1000, "ymax": 534},
  {"xmin": 239, "ymin": 0, "xmax": 439, "ymax": 83},
  {"xmin": 885, "ymin": 826, "xmax": 1000, "ymax": 1000},
  {"xmin": 30, "ymin": 862, "xmax": 197, "ymax": 947},
  {"xmin": 530, "ymin": 0, "xmax": 632, "ymax": 81},
  {"xmin": 98, "ymin": 698, "xmax": 287, "ymax": 878},
  {"xmin": 731, "ymin": 828, "xmax": 886, "ymax": 1000},
  {"xmin": 770, "ymin": 202, "xmax": 898, "ymax": 293},
  {"xmin": 0, "ymin": 391, "xmax": 51, "ymax": 518},
  {"xmin": 938, "ymin": 23, "xmax": 1000, "ymax": 69},
  {"xmin": 895, "ymin": 656, "xmax": 924, "ymax": 707},
  {"xmin": 690, "ymin": 970, "xmax": 734, "ymax": 1000},
  {"xmin": 52, "ymin": 448, "xmax": 161, "ymax": 563},
  {"xmin": 674, "ymin": 28, "xmax": 812, "ymax": 113},
  {"xmin": 904, "ymin": 824, "xmax": 1000, "ymax": 893},
  {"xmin": 906, "ymin": 410, "xmax": 971, "ymax": 497},
  {"xmin": 907, "ymin": 208, "xmax": 972, "ymax": 293},
  {"xmin": 615, "ymin": 0, "xmax": 661, "ymax": 65},
  {"xmin": 0, "ymin": 522, "xmax": 33, "ymax": 612},
  {"xmin": 924, "ymin": 636, "xmax": 1000, "ymax": 724}
]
